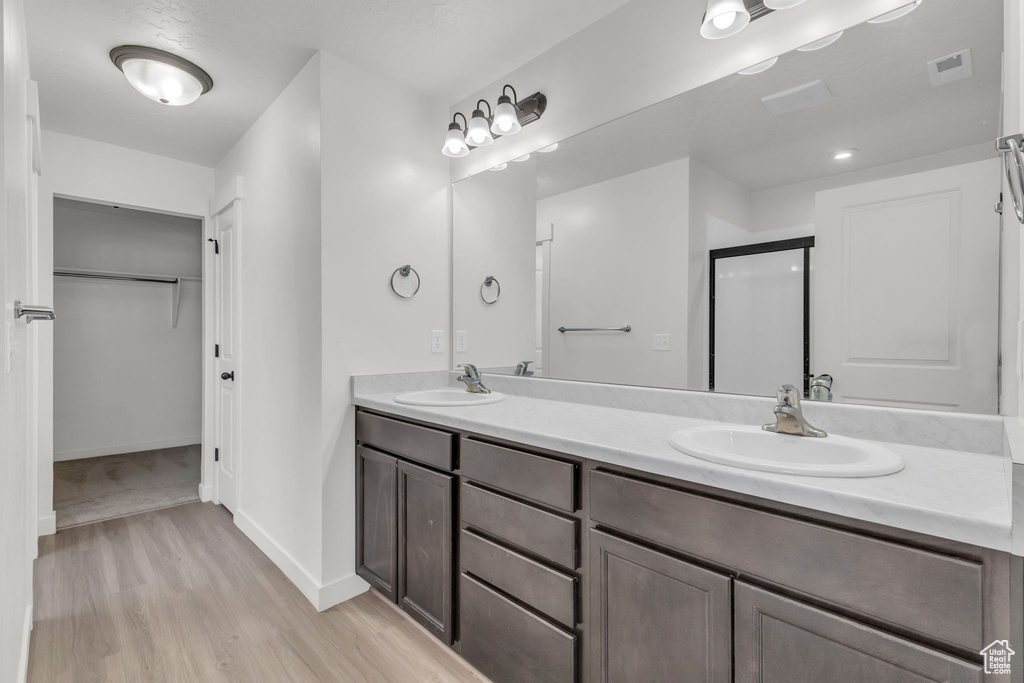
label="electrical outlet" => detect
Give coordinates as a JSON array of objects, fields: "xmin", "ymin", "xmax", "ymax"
[
  {"xmin": 431, "ymin": 329, "xmax": 445, "ymax": 354},
  {"xmin": 456, "ymin": 330, "xmax": 468, "ymax": 353},
  {"xmin": 654, "ymin": 333, "xmax": 671, "ymax": 351}
]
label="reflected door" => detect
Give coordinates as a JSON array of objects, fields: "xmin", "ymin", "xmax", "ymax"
[
  {"xmin": 814, "ymin": 159, "xmax": 1000, "ymax": 413},
  {"xmin": 711, "ymin": 240, "xmax": 812, "ymax": 397}
]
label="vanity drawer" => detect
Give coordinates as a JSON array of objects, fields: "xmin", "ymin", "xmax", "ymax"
[
  {"xmin": 461, "ymin": 482, "xmax": 579, "ymax": 570},
  {"xmin": 459, "ymin": 573, "xmax": 577, "ymax": 683},
  {"xmin": 461, "ymin": 529, "xmax": 577, "ymax": 628},
  {"xmin": 589, "ymin": 469, "xmax": 984, "ymax": 651},
  {"xmin": 356, "ymin": 411, "xmax": 455, "ymax": 471},
  {"xmin": 461, "ymin": 438, "xmax": 577, "ymax": 512}
]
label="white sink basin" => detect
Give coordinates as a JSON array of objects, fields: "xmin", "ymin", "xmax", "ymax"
[
  {"xmin": 668, "ymin": 424, "xmax": 904, "ymax": 478},
  {"xmin": 394, "ymin": 389, "xmax": 505, "ymax": 407}
]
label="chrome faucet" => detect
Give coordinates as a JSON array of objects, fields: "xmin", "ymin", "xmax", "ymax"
[
  {"xmin": 763, "ymin": 385, "xmax": 827, "ymax": 438},
  {"xmin": 457, "ymin": 364, "xmax": 491, "ymax": 394},
  {"xmin": 514, "ymin": 361, "xmax": 534, "ymax": 377},
  {"xmin": 809, "ymin": 374, "xmax": 833, "ymax": 402}
]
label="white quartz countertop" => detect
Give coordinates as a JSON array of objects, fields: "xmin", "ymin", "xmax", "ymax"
[{"xmin": 354, "ymin": 390, "xmax": 1013, "ymax": 552}]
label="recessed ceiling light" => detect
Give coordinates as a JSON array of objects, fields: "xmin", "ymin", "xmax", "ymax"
[
  {"xmin": 797, "ymin": 31, "xmax": 843, "ymax": 52},
  {"xmin": 738, "ymin": 57, "xmax": 779, "ymax": 75},
  {"xmin": 109, "ymin": 45, "xmax": 213, "ymax": 106},
  {"xmin": 489, "ymin": 163, "xmax": 508, "ymax": 171},
  {"xmin": 513, "ymin": 154, "xmax": 531, "ymax": 162},
  {"xmin": 867, "ymin": 0, "xmax": 922, "ymax": 24},
  {"xmin": 833, "ymin": 148, "xmax": 857, "ymax": 160},
  {"xmin": 538, "ymin": 143, "xmax": 559, "ymax": 153}
]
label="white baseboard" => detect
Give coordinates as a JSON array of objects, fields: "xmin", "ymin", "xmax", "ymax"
[
  {"xmin": 38, "ymin": 511, "xmax": 55, "ymax": 537},
  {"xmin": 318, "ymin": 573, "xmax": 369, "ymax": 611},
  {"xmin": 234, "ymin": 509, "xmax": 368, "ymax": 612},
  {"xmin": 18, "ymin": 603, "xmax": 31, "ymax": 683},
  {"xmin": 54, "ymin": 436, "xmax": 201, "ymax": 462},
  {"xmin": 198, "ymin": 483, "xmax": 214, "ymax": 502}
]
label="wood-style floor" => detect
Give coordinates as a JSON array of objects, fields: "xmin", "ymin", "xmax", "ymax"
[{"xmin": 28, "ymin": 502, "xmax": 488, "ymax": 683}]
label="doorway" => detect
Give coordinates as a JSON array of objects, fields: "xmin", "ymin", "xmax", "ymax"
[{"xmin": 51, "ymin": 198, "xmax": 203, "ymax": 528}]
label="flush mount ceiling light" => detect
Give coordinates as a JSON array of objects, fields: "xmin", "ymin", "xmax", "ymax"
[
  {"xmin": 797, "ymin": 31, "xmax": 844, "ymax": 51},
  {"xmin": 868, "ymin": 0, "xmax": 922, "ymax": 23},
  {"xmin": 763, "ymin": 0, "xmax": 807, "ymax": 8},
  {"xmin": 441, "ymin": 85, "xmax": 547, "ymax": 158},
  {"xmin": 700, "ymin": 0, "xmax": 750, "ymax": 39},
  {"xmin": 738, "ymin": 56, "xmax": 779, "ymax": 75},
  {"xmin": 833, "ymin": 148, "xmax": 857, "ymax": 160},
  {"xmin": 110, "ymin": 45, "xmax": 213, "ymax": 106}
]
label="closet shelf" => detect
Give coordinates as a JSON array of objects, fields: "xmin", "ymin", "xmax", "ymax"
[{"xmin": 54, "ymin": 267, "xmax": 202, "ymax": 329}]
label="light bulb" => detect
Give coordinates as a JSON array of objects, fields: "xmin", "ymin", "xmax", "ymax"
[
  {"xmin": 441, "ymin": 123, "xmax": 469, "ymax": 158},
  {"xmin": 467, "ymin": 109, "xmax": 494, "ymax": 147},
  {"xmin": 121, "ymin": 59, "xmax": 204, "ymax": 106},
  {"xmin": 491, "ymin": 97, "xmax": 522, "ymax": 136},
  {"xmin": 713, "ymin": 11, "xmax": 736, "ymax": 29}
]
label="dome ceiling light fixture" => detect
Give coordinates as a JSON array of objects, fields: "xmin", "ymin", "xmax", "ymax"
[
  {"xmin": 440, "ymin": 84, "xmax": 547, "ymax": 158},
  {"xmin": 110, "ymin": 45, "xmax": 213, "ymax": 106}
]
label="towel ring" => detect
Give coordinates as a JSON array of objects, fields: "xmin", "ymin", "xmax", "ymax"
[
  {"xmin": 480, "ymin": 276, "xmax": 500, "ymax": 304},
  {"xmin": 390, "ymin": 265, "xmax": 420, "ymax": 299}
]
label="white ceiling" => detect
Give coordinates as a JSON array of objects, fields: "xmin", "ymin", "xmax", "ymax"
[
  {"xmin": 26, "ymin": 0, "xmax": 630, "ymax": 167},
  {"xmin": 523, "ymin": 0, "xmax": 1001, "ymax": 198}
]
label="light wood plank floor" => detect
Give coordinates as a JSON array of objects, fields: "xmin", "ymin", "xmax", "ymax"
[{"xmin": 28, "ymin": 502, "xmax": 489, "ymax": 683}]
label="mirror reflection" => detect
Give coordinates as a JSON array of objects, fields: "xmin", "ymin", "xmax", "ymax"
[{"xmin": 452, "ymin": 0, "xmax": 1005, "ymax": 414}]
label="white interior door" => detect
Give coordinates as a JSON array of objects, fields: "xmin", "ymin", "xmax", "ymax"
[
  {"xmin": 213, "ymin": 201, "xmax": 239, "ymax": 512},
  {"xmin": 814, "ymin": 159, "xmax": 1000, "ymax": 413}
]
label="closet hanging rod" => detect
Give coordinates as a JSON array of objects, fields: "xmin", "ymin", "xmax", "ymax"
[
  {"xmin": 53, "ymin": 267, "xmax": 201, "ymax": 284},
  {"xmin": 558, "ymin": 325, "xmax": 632, "ymax": 333}
]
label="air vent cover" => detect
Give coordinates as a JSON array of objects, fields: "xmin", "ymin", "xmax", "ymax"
[
  {"xmin": 928, "ymin": 49, "xmax": 973, "ymax": 87},
  {"xmin": 762, "ymin": 80, "xmax": 834, "ymax": 116}
]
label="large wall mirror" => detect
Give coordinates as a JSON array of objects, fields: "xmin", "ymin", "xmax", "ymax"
[{"xmin": 452, "ymin": 0, "xmax": 1007, "ymax": 414}]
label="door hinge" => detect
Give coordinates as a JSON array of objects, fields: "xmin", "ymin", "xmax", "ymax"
[
  {"xmin": 207, "ymin": 238, "xmax": 220, "ymax": 254},
  {"xmin": 215, "ymin": 447, "xmax": 220, "ymax": 462},
  {"xmin": 214, "ymin": 344, "xmax": 220, "ymax": 358}
]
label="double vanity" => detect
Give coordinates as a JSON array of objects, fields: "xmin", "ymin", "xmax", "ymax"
[{"xmin": 354, "ymin": 370, "xmax": 1021, "ymax": 683}]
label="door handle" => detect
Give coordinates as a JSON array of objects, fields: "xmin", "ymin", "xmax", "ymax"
[
  {"xmin": 14, "ymin": 301, "xmax": 54, "ymax": 323},
  {"xmin": 221, "ymin": 371, "xmax": 234, "ymax": 381}
]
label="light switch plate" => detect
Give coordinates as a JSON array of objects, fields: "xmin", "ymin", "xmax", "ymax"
[
  {"xmin": 654, "ymin": 334, "xmax": 671, "ymax": 351},
  {"xmin": 431, "ymin": 329, "xmax": 445, "ymax": 354},
  {"xmin": 456, "ymin": 330, "xmax": 468, "ymax": 353}
]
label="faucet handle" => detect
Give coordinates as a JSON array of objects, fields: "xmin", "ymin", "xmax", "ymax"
[{"xmin": 777, "ymin": 384, "xmax": 801, "ymax": 407}]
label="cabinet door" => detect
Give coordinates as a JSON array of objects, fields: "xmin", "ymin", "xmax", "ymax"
[
  {"xmin": 590, "ymin": 530, "xmax": 732, "ymax": 683},
  {"xmin": 734, "ymin": 582, "xmax": 982, "ymax": 683},
  {"xmin": 398, "ymin": 459, "xmax": 454, "ymax": 644},
  {"xmin": 356, "ymin": 446, "xmax": 398, "ymax": 602}
]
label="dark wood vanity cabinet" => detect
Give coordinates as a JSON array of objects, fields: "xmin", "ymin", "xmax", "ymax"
[
  {"xmin": 355, "ymin": 409, "xmax": 1020, "ymax": 683},
  {"xmin": 355, "ymin": 411, "xmax": 455, "ymax": 644}
]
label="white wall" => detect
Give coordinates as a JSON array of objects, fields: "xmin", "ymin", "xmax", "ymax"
[
  {"xmin": 37, "ymin": 130, "xmax": 214, "ymax": 533},
  {"xmin": 453, "ymin": 159, "xmax": 537, "ymax": 369},
  {"xmin": 449, "ymin": 0, "xmax": 909, "ymax": 179},
  {"xmin": 537, "ymin": 158, "xmax": 690, "ymax": 389},
  {"xmin": 52, "ymin": 201, "xmax": 202, "ymax": 460},
  {"xmin": 2, "ymin": 0, "xmax": 35, "ymax": 676},
  {"xmin": 319, "ymin": 51, "xmax": 450, "ymax": 597},
  {"xmin": 214, "ymin": 54, "xmax": 325, "ymax": 588}
]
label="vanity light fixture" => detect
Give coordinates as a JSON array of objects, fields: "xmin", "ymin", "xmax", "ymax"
[
  {"xmin": 441, "ymin": 86, "xmax": 547, "ymax": 157},
  {"xmin": 763, "ymin": 0, "xmax": 807, "ymax": 8},
  {"xmin": 442, "ymin": 113, "xmax": 470, "ymax": 158},
  {"xmin": 867, "ymin": 0, "xmax": 922, "ymax": 23},
  {"xmin": 700, "ymin": 0, "xmax": 750, "ymax": 39},
  {"xmin": 467, "ymin": 101, "xmax": 495, "ymax": 147},
  {"xmin": 538, "ymin": 143, "xmax": 559, "ymax": 153},
  {"xmin": 738, "ymin": 57, "xmax": 779, "ymax": 75},
  {"xmin": 833, "ymin": 148, "xmax": 857, "ymax": 160},
  {"xmin": 797, "ymin": 31, "xmax": 843, "ymax": 51},
  {"xmin": 110, "ymin": 45, "xmax": 213, "ymax": 106}
]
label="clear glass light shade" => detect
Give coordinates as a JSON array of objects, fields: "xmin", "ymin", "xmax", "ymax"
[
  {"xmin": 738, "ymin": 57, "xmax": 778, "ymax": 75},
  {"xmin": 466, "ymin": 114, "xmax": 494, "ymax": 147},
  {"xmin": 491, "ymin": 101, "xmax": 522, "ymax": 135},
  {"xmin": 701, "ymin": 0, "xmax": 750, "ymax": 39},
  {"xmin": 797, "ymin": 31, "xmax": 843, "ymax": 52},
  {"xmin": 867, "ymin": 0, "xmax": 922, "ymax": 23},
  {"xmin": 763, "ymin": 0, "xmax": 807, "ymax": 8},
  {"xmin": 121, "ymin": 58, "xmax": 204, "ymax": 106},
  {"xmin": 441, "ymin": 127, "xmax": 469, "ymax": 158}
]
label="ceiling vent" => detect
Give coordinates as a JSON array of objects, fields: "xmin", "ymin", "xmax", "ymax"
[
  {"xmin": 927, "ymin": 49, "xmax": 973, "ymax": 87},
  {"xmin": 762, "ymin": 79, "xmax": 834, "ymax": 115}
]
